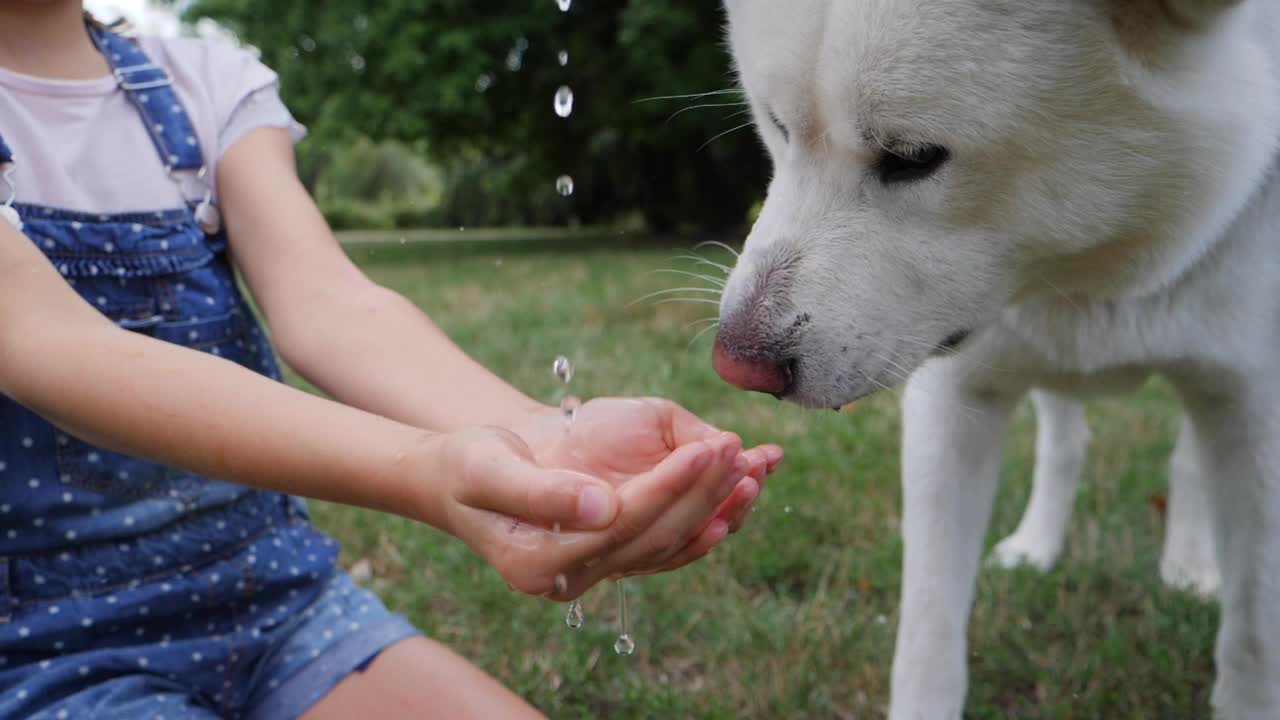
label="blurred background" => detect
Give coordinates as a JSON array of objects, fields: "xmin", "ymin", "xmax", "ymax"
[
  {"xmin": 82, "ymin": 2, "xmax": 1220, "ymax": 718},
  {"xmin": 91, "ymin": 0, "xmax": 771, "ymax": 234}
]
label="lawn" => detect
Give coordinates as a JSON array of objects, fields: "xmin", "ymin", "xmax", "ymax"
[{"xmin": 296, "ymin": 229, "xmax": 1217, "ymax": 719}]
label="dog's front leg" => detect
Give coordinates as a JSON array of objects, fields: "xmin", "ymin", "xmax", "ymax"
[
  {"xmin": 1174, "ymin": 382, "xmax": 1280, "ymax": 719},
  {"xmin": 890, "ymin": 359, "xmax": 1022, "ymax": 720}
]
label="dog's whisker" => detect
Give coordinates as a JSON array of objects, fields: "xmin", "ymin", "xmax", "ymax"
[
  {"xmin": 687, "ymin": 321, "xmax": 722, "ymax": 350},
  {"xmin": 670, "ymin": 254, "xmax": 733, "ymax": 274},
  {"xmin": 633, "ymin": 89, "xmax": 744, "ymax": 104},
  {"xmin": 1040, "ymin": 276, "xmax": 1081, "ymax": 312},
  {"xmin": 666, "ymin": 102, "xmax": 752, "ymax": 124},
  {"xmin": 651, "ymin": 268, "xmax": 727, "ymax": 286},
  {"xmin": 698, "ymin": 121, "xmax": 756, "ymax": 152},
  {"xmin": 683, "ymin": 316, "xmax": 721, "ymax": 331},
  {"xmin": 693, "ymin": 240, "xmax": 741, "ymax": 259},
  {"xmin": 627, "ymin": 287, "xmax": 723, "ymax": 308},
  {"xmin": 653, "ymin": 297, "xmax": 722, "ymax": 308}
]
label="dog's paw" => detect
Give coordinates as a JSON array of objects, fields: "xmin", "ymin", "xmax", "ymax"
[
  {"xmin": 1160, "ymin": 550, "xmax": 1221, "ymax": 599},
  {"xmin": 989, "ymin": 532, "xmax": 1060, "ymax": 572}
]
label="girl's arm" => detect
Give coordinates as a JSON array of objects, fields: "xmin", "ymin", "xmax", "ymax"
[
  {"xmin": 218, "ymin": 128, "xmax": 544, "ymax": 433},
  {"xmin": 0, "ymin": 217, "xmax": 610, "ymax": 528},
  {"xmin": 0, "ymin": 217, "xmax": 758, "ymax": 596}
]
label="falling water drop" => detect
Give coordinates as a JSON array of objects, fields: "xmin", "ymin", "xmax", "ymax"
[
  {"xmin": 558, "ymin": 50, "xmax": 569, "ymax": 67},
  {"xmin": 554, "ymin": 354, "xmax": 584, "ymax": 630},
  {"xmin": 553, "ymin": 355, "xmax": 573, "ymax": 383},
  {"xmin": 554, "ymin": 86, "xmax": 574, "ymax": 118},
  {"xmin": 614, "ymin": 581, "xmax": 635, "ymax": 656},
  {"xmin": 613, "ymin": 633, "xmax": 635, "ymax": 656},
  {"xmin": 565, "ymin": 600, "xmax": 584, "ymax": 629},
  {"xmin": 556, "ymin": 175, "xmax": 575, "ymax": 197},
  {"xmin": 557, "ymin": 0, "xmax": 571, "ymax": 11},
  {"xmin": 506, "ymin": 49, "xmax": 524, "ymax": 72}
]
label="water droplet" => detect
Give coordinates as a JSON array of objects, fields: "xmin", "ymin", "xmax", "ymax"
[
  {"xmin": 784, "ymin": 505, "xmax": 792, "ymax": 514},
  {"xmin": 558, "ymin": 50, "xmax": 569, "ymax": 67},
  {"xmin": 614, "ymin": 580, "xmax": 634, "ymax": 655},
  {"xmin": 299, "ymin": 35, "xmax": 316, "ymax": 52},
  {"xmin": 554, "ymin": 86, "xmax": 574, "ymax": 118},
  {"xmin": 475, "ymin": 74, "xmax": 494, "ymax": 93},
  {"xmin": 613, "ymin": 634, "xmax": 635, "ymax": 656},
  {"xmin": 560, "ymin": 395, "xmax": 581, "ymax": 423},
  {"xmin": 506, "ymin": 48, "xmax": 524, "ymax": 72},
  {"xmin": 349, "ymin": 53, "xmax": 366, "ymax": 73},
  {"xmin": 353, "ymin": 14, "xmax": 369, "ymax": 32},
  {"xmin": 398, "ymin": 237, "xmax": 406, "ymax": 245},
  {"xmin": 557, "ymin": 0, "xmax": 571, "ymax": 11},
  {"xmin": 565, "ymin": 600, "xmax": 584, "ymax": 628},
  {"xmin": 556, "ymin": 175, "xmax": 575, "ymax": 197},
  {"xmin": 553, "ymin": 355, "xmax": 573, "ymax": 384}
]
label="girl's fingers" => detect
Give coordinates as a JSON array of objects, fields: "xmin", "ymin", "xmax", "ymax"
[
  {"xmin": 455, "ymin": 432, "xmax": 619, "ymax": 531},
  {"xmin": 624, "ymin": 519, "xmax": 731, "ymax": 578}
]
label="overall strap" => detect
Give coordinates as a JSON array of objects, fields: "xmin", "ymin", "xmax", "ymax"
[{"xmin": 86, "ymin": 23, "xmax": 206, "ymax": 172}]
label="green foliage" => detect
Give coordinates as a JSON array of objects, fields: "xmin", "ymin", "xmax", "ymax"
[
  {"xmin": 180, "ymin": 1, "xmax": 770, "ymax": 230},
  {"xmin": 313, "ymin": 137, "xmax": 441, "ymax": 208}
]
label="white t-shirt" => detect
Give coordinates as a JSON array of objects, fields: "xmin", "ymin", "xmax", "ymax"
[{"xmin": 0, "ymin": 35, "xmax": 306, "ymax": 215}]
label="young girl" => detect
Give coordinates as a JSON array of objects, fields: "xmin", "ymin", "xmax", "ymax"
[{"xmin": 0, "ymin": 3, "xmax": 781, "ymax": 718}]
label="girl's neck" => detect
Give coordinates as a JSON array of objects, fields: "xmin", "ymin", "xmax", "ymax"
[{"xmin": 0, "ymin": 2, "xmax": 109, "ymax": 80}]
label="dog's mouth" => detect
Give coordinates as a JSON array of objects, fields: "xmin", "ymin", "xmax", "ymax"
[{"xmin": 934, "ymin": 329, "xmax": 973, "ymax": 355}]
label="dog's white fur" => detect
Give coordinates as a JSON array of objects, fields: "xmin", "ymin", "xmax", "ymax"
[
  {"xmin": 718, "ymin": 1, "xmax": 1280, "ymax": 717},
  {"xmin": 991, "ymin": 390, "xmax": 1221, "ymax": 600}
]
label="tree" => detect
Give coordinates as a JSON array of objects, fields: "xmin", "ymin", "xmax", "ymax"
[{"xmin": 180, "ymin": 0, "xmax": 770, "ymax": 231}]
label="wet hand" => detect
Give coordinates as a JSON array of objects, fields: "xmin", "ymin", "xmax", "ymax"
[
  {"xmin": 517, "ymin": 397, "xmax": 781, "ymax": 538},
  {"xmin": 431, "ymin": 400, "xmax": 781, "ymax": 599}
]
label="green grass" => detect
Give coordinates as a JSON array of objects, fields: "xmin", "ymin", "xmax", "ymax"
[{"xmin": 294, "ymin": 230, "xmax": 1217, "ymax": 719}]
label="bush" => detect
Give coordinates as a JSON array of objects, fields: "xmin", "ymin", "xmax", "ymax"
[
  {"xmin": 320, "ymin": 200, "xmax": 394, "ymax": 231},
  {"xmin": 390, "ymin": 204, "xmax": 446, "ymax": 228}
]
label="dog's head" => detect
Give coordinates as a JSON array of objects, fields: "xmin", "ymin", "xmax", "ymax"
[{"xmin": 713, "ymin": 0, "xmax": 1278, "ymax": 407}]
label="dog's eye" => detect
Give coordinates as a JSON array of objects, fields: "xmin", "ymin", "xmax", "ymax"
[
  {"xmin": 877, "ymin": 144, "xmax": 950, "ymax": 184},
  {"xmin": 768, "ymin": 111, "xmax": 789, "ymax": 142}
]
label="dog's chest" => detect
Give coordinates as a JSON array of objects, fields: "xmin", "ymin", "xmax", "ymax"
[{"xmin": 981, "ymin": 295, "xmax": 1196, "ymax": 392}]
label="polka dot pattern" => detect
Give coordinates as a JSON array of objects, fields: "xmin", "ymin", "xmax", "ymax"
[
  {"xmin": 0, "ymin": 509, "xmax": 416, "ymax": 719},
  {"xmin": 0, "ymin": 25, "xmax": 416, "ymax": 720}
]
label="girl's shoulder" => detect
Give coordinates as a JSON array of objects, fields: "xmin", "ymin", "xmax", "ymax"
[
  {"xmin": 133, "ymin": 34, "xmax": 280, "ymax": 110},
  {"xmin": 126, "ymin": 34, "xmax": 298, "ymax": 152}
]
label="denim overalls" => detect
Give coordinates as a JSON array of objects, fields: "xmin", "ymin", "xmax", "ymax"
[{"xmin": 0, "ymin": 25, "xmax": 416, "ymax": 720}]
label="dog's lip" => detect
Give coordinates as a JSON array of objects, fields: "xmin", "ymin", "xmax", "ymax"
[
  {"xmin": 935, "ymin": 329, "xmax": 973, "ymax": 353},
  {"xmin": 768, "ymin": 359, "xmax": 797, "ymax": 400}
]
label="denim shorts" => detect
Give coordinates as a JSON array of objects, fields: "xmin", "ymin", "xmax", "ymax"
[{"xmin": 0, "ymin": 492, "xmax": 419, "ymax": 719}]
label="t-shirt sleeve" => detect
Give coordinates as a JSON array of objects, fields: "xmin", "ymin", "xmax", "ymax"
[
  {"xmin": 156, "ymin": 37, "xmax": 308, "ymax": 161},
  {"xmin": 218, "ymin": 84, "xmax": 308, "ymax": 157}
]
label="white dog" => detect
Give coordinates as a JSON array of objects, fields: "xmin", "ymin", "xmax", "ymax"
[
  {"xmin": 712, "ymin": 1, "xmax": 1279, "ymax": 718},
  {"xmin": 992, "ymin": 389, "xmax": 1220, "ymax": 599}
]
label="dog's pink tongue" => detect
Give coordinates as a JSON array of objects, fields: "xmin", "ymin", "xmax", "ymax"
[{"xmin": 712, "ymin": 338, "xmax": 790, "ymax": 395}]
